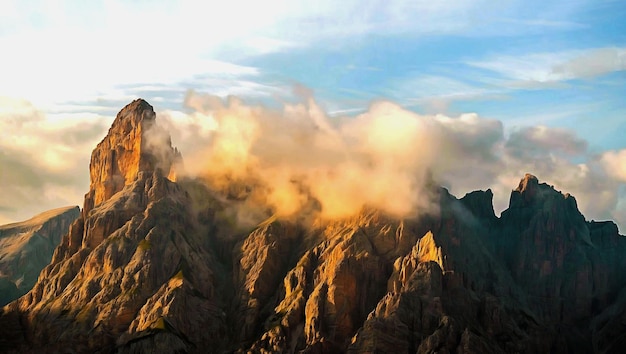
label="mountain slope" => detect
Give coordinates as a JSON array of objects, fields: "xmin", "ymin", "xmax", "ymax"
[
  {"xmin": 1, "ymin": 99, "xmax": 625, "ymax": 353},
  {"xmin": 0, "ymin": 206, "xmax": 79, "ymax": 306}
]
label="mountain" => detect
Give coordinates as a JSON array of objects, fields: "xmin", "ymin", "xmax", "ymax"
[
  {"xmin": 1, "ymin": 99, "xmax": 626, "ymax": 353},
  {"xmin": 0, "ymin": 206, "xmax": 79, "ymax": 306}
]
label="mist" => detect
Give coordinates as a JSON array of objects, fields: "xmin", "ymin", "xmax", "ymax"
[
  {"xmin": 1, "ymin": 91, "xmax": 624, "ymax": 232},
  {"xmin": 152, "ymin": 90, "xmax": 626, "ymax": 230},
  {"xmin": 160, "ymin": 92, "xmax": 445, "ymax": 221}
]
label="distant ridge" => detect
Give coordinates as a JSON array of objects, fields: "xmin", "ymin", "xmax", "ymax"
[
  {"xmin": 0, "ymin": 206, "xmax": 79, "ymax": 306},
  {"xmin": 0, "ymin": 206, "xmax": 78, "ymax": 231}
]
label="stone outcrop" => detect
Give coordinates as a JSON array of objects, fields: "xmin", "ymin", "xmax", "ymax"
[
  {"xmin": 239, "ymin": 178, "xmax": 626, "ymax": 353},
  {"xmin": 0, "ymin": 206, "xmax": 79, "ymax": 306},
  {"xmin": 84, "ymin": 98, "xmax": 181, "ymax": 215},
  {"xmin": 1, "ymin": 100, "xmax": 625, "ymax": 353},
  {"xmin": 0, "ymin": 99, "xmax": 216, "ymax": 353}
]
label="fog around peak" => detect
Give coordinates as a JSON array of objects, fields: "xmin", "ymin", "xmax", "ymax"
[{"xmin": 151, "ymin": 91, "xmax": 626, "ymax": 229}]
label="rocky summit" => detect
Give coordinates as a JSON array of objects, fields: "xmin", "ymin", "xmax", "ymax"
[{"xmin": 1, "ymin": 99, "xmax": 626, "ymax": 353}]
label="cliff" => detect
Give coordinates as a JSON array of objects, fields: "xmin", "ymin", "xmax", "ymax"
[
  {"xmin": 1, "ymin": 100, "xmax": 625, "ymax": 353},
  {"xmin": 84, "ymin": 98, "xmax": 181, "ymax": 215}
]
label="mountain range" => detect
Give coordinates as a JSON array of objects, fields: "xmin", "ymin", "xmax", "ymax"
[{"xmin": 1, "ymin": 99, "xmax": 625, "ymax": 353}]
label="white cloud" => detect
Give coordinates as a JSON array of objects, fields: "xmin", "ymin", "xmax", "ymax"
[
  {"xmin": 1, "ymin": 0, "xmax": 624, "ymax": 232},
  {"xmin": 153, "ymin": 92, "xmax": 626, "ymax": 231},
  {"xmin": 496, "ymin": 18, "xmax": 586, "ymax": 30},
  {"xmin": 468, "ymin": 53, "xmax": 570, "ymax": 82},
  {"xmin": 600, "ymin": 149, "xmax": 626, "ymax": 182},
  {"xmin": 2, "ymin": 94, "xmax": 625, "ymax": 234},
  {"xmin": 382, "ymin": 74, "xmax": 508, "ymax": 114},
  {"xmin": 0, "ymin": 97, "xmax": 109, "ymax": 223},
  {"xmin": 553, "ymin": 47, "xmax": 626, "ymax": 79},
  {"xmin": 505, "ymin": 125, "xmax": 588, "ymax": 157},
  {"xmin": 0, "ymin": 0, "xmax": 593, "ymax": 99},
  {"xmin": 467, "ymin": 47, "xmax": 626, "ymax": 85},
  {"xmin": 0, "ymin": 26, "xmax": 261, "ymax": 106}
]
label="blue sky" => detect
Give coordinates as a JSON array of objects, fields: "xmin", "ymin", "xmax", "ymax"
[{"xmin": 1, "ymin": 0, "xmax": 625, "ymax": 226}]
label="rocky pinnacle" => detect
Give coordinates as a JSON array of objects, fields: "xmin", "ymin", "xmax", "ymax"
[{"xmin": 84, "ymin": 99, "xmax": 180, "ymax": 215}]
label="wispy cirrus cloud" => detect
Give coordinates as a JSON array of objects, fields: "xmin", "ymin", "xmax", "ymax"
[
  {"xmin": 495, "ymin": 18, "xmax": 586, "ymax": 30},
  {"xmin": 466, "ymin": 47, "xmax": 626, "ymax": 86},
  {"xmin": 0, "ymin": 0, "xmax": 603, "ymax": 115},
  {"xmin": 389, "ymin": 75, "xmax": 493, "ymax": 101},
  {"xmin": 1, "ymin": 0, "xmax": 625, "ymax": 229}
]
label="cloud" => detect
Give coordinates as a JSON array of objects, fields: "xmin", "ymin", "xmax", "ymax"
[
  {"xmin": 552, "ymin": 47, "xmax": 626, "ymax": 79},
  {"xmin": 0, "ymin": 97, "xmax": 44, "ymax": 126},
  {"xmin": 0, "ymin": 0, "xmax": 595, "ymax": 103},
  {"xmin": 2, "ymin": 93, "xmax": 625, "ymax": 234},
  {"xmin": 600, "ymin": 149, "xmax": 626, "ymax": 182},
  {"xmin": 262, "ymin": 0, "xmax": 588, "ymax": 41},
  {"xmin": 466, "ymin": 47, "xmax": 626, "ymax": 86},
  {"xmin": 159, "ymin": 92, "xmax": 505, "ymax": 221},
  {"xmin": 496, "ymin": 18, "xmax": 586, "ymax": 30},
  {"xmin": 505, "ymin": 125, "xmax": 588, "ymax": 158},
  {"xmin": 378, "ymin": 74, "xmax": 510, "ymax": 115},
  {"xmin": 151, "ymin": 91, "xmax": 626, "ymax": 233},
  {"xmin": 0, "ymin": 25, "xmax": 262, "ymax": 106},
  {"xmin": 431, "ymin": 113, "xmax": 505, "ymax": 191},
  {"xmin": 0, "ymin": 97, "xmax": 109, "ymax": 223},
  {"xmin": 389, "ymin": 75, "xmax": 493, "ymax": 101}
]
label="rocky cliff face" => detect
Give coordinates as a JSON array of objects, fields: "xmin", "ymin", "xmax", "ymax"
[
  {"xmin": 1, "ymin": 100, "xmax": 625, "ymax": 353},
  {"xmin": 0, "ymin": 206, "xmax": 79, "ymax": 306},
  {"xmin": 84, "ymin": 98, "xmax": 181, "ymax": 216}
]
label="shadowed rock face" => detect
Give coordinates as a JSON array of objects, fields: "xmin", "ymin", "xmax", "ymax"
[
  {"xmin": 1, "ymin": 100, "xmax": 626, "ymax": 353},
  {"xmin": 0, "ymin": 206, "xmax": 79, "ymax": 306}
]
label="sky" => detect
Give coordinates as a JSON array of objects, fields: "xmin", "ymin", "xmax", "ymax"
[{"xmin": 1, "ymin": 0, "xmax": 625, "ymax": 229}]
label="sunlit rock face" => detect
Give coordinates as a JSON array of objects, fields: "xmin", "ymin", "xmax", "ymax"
[
  {"xmin": 84, "ymin": 99, "xmax": 181, "ymax": 215},
  {"xmin": 0, "ymin": 99, "xmax": 216, "ymax": 353},
  {"xmin": 0, "ymin": 206, "xmax": 79, "ymax": 306},
  {"xmin": 1, "ymin": 100, "xmax": 626, "ymax": 354}
]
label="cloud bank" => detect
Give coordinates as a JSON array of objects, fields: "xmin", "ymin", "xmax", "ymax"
[
  {"xmin": 2, "ymin": 92, "xmax": 625, "ymax": 232},
  {"xmin": 155, "ymin": 91, "xmax": 626, "ymax": 229},
  {"xmin": 0, "ymin": 97, "xmax": 109, "ymax": 224}
]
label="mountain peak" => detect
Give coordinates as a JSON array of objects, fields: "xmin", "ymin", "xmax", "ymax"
[
  {"xmin": 3, "ymin": 101, "xmax": 626, "ymax": 353},
  {"xmin": 84, "ymin": 99, "xmax": 180, "ymax": 214},
  {"xmin": 113, "ymin": 98, "xmax": 155, "ymax": 125},
  {"xmin": 508, "ymin": 173, "xmax": 557, "ymax": 208},
  {"xmin": 515, "ymin": 173, "xmax": 539, "ymax": 194}
]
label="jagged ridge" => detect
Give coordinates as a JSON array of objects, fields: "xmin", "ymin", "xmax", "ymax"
[{"xmin": 1, "ymin": 101, "xmax": 625, "ymax": 353}]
